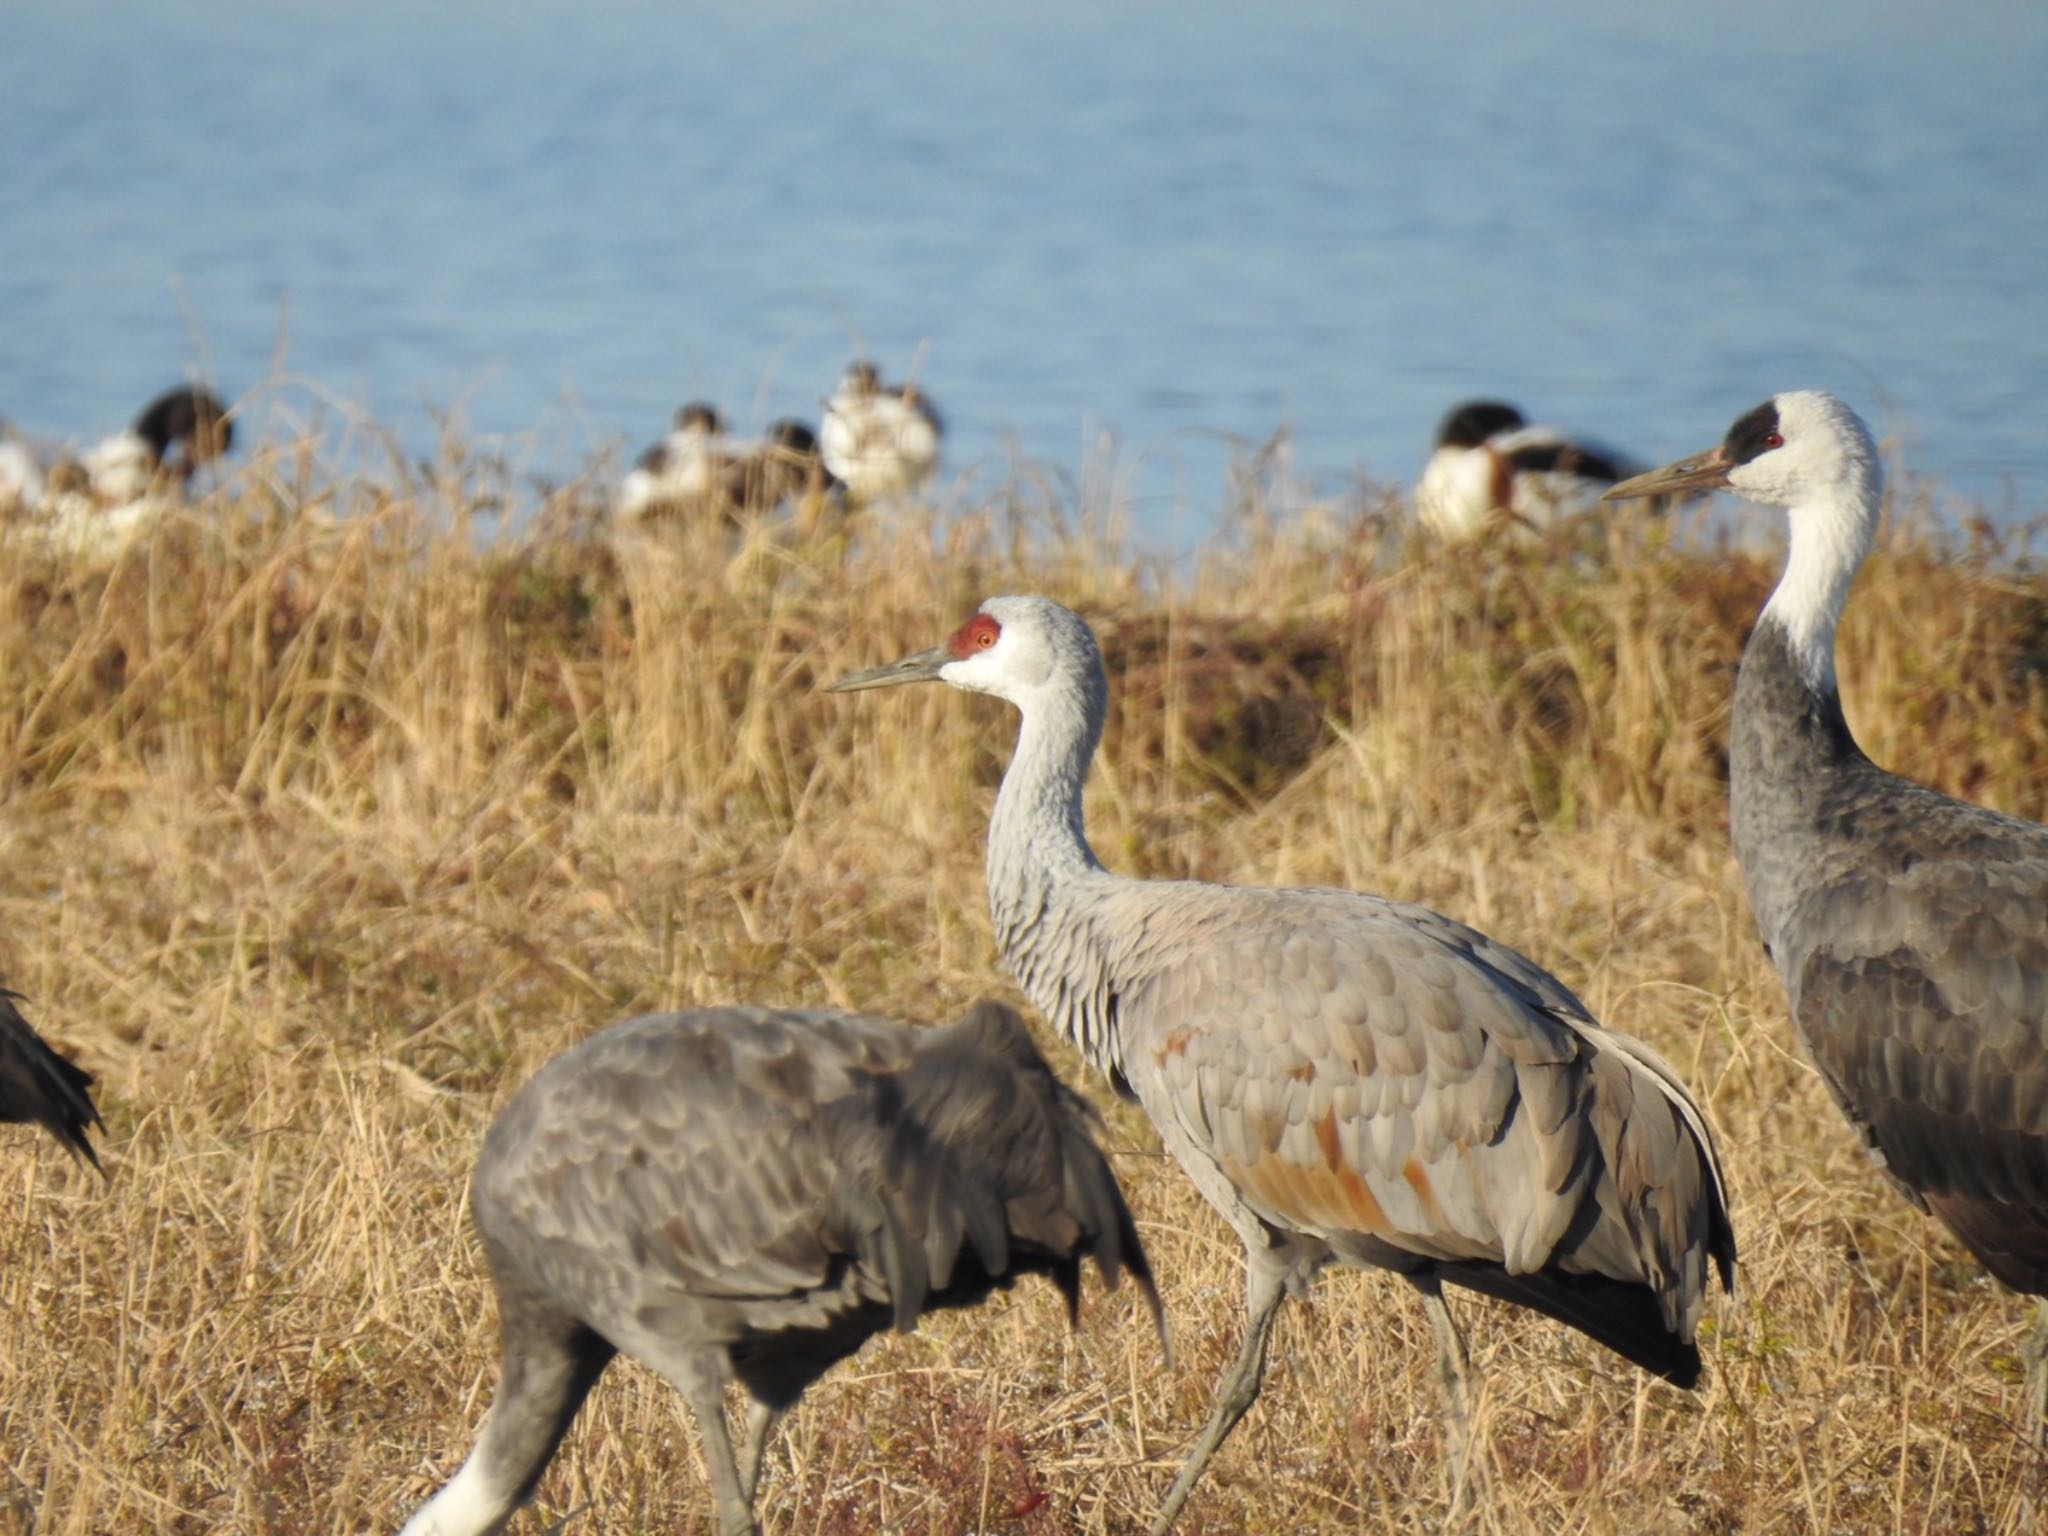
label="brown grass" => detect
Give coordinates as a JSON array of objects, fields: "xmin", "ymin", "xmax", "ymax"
[{"xmin": 2, "ymin": 433, "xmax": 2047, "ymax": 1535}]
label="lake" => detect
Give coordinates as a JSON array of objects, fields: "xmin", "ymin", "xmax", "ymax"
[{"xmin": 5, "ymin": 0, "xmax": 2046, "ymax": 546}]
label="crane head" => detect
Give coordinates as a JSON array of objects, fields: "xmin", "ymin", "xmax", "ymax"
[
  {"xmin": 824, "ymin": 597, "xmax": 1107, "ymax": 712},
  {"xmin": 1604, "ymin": 391, "xmax": 1879, "ymax": 513}
]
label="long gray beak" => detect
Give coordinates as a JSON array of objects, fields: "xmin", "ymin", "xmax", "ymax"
[
  {"xmin": 1602, "ymin": 444, "xmax": 1732, "ymax": 502},
  {"xmin": 822, "ymin": 645, "xmax": 951, "ymax": 693}
]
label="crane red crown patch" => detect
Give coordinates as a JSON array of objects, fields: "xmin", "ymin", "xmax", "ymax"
[{"xmin": 949, "ymin": 614, "xmax": 1002, "ymax": 657}]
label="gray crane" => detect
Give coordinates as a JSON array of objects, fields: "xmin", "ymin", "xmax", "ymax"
[
  {"xmin": 398, "ymin": 1000, "xmax": 1163, "ymax": 1536},
  {"xmin": 1606, "ymin": 389, "xmax": 2048, "ymax": 1427},
  {"xmin": 828, "ymin": 597, "xmax": 1736, "ymax": 1531},
  {"xmin": 0, "ymin": 990, "xmax": 101, "ymax": 1170}
]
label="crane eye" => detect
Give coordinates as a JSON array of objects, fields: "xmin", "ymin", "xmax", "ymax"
[
  {"xmin": 1764, "ymin": 431, "xmax": 1784, "ymax": 449},
  {"xmin": 950, "ymin": 614, "xmax": 1002, "ymax": 657}
]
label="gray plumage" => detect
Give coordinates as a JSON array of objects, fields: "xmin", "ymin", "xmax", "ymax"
[
  {"xmin": 399, "ymin": 1000, "xmax": 1162, "ymax": 1536},
  {"xmin": 1741, "ymin": 622, "xmax": 2048, "ymax": 1284},
  {"xmin": 0, "ymin": 990, "xmax": 101, "ymax": 1171},
  {"xmin": 1612, "ymin": 390, "xmax": 2048, "ymax": 1296},
  {"xmin": 828, "ymin": 596, "xmax": 1735, "ymax": 1530}
]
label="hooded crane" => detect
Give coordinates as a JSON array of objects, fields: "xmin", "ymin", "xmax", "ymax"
[
  {"xmin": 828, "ymin": 598, "xmax": 1735, "ymax": 1531},
  {"xmin": 1417, "ymin": 399, "xmax": 1641, "ymax": 541},
  {"xmin": 818, "ymin": 360, "xmax": 942, "ymax": 504},
  {"xmin": 1606, "ymin": 389, "xmax": 2048, "ymax": 1429},
  {"xmin": 0, "ymin": 991, "xmax": 102, "ymax": 1170},
  {"xmin": 399, "ymin": 1000, "xmax": 1163, "ymax": 1536}
]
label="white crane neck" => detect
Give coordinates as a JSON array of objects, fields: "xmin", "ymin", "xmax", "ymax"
[{"xmin": 1758, "ymin": 483, "xmax": 1876, "ymax": 698}]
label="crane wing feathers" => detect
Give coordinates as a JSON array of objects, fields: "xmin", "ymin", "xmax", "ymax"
[
  {"xmin": 474, "ymin": 1004, "xmax": 1160, "ymax": 1352},
  {"xmin": 1786, "ymin": 852, "xmax": 2048, "ymax": 1288},
  {"xmin": 1097, "ymin": 883, "xmax": 1730, "ymax": 1323},
  {"xmin": 478, "ymin": 1010, "xmax": 907, "ymax": 1301}
]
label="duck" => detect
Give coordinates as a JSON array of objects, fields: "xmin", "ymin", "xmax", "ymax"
[
  {"xmin": 717, "ymin": 419, "xmax": 843, "ymax": 532},
  {"xmin": 6, "ymin": 385, "xmax": 234, "ymax": 561},
  {"xmin": 1417, "ymin": 399, "xmax": 1640, "ymax": 541},
  {"xmin": 819, "ymin": 360, "xmax": 943, "ymax": 503},
  {"xmin": 614, "ymin": 402, "xmax": 732, "ymax": 523},
  {"xmin": 0, "ymin": 419, "xmax": 46, "ymax": 517}
]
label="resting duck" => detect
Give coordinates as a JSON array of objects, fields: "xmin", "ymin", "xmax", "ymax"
[
  {"xmin": 1417, "ymin": 399, "xmax": 1640, "ymax": 541},
  {"xmin": 819, "ymin": 360, "xmax": 942, "ymax": 503}
]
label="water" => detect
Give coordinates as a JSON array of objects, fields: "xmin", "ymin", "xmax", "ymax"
[{"xmin": 5, "ymin": 0, "xmax": 2046, "ymax": 546}]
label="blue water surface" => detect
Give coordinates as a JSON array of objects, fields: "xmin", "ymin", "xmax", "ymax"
[{"xmin": 5, "ymin": 0, "xmax": 2046, "ymax": 544}]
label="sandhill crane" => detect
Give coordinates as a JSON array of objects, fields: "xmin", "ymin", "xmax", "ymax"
[
  {"xmin": 399, "ymin": 1000, "xmax": 1163, "ymax": 1536},
  {"xmin": 828, "ymin": 597, "xmax": 1735, "ymax": 1530},
  {"xmin": 614, "ymin": 402, "xmax": 731, "ymax": 523},
  {"xmin": 0, "ymin": 991, "xmax": 102, "ymax": 1170},
  {"xmin": 1418, "ymin": 398, "xmax": 1642, "ymax": 540},
  {"xmin": 819, "ymin": 360, "xmax": 942, "ymax": 503},
  {"xmin": 1605, "ymin": 389, "xmax": 2048, "ymax": 1428}
]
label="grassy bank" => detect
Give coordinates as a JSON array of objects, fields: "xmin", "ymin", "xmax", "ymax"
[{"xmin": 2, "ymin": 439, "xmax": 2046, "ymax": 1534}]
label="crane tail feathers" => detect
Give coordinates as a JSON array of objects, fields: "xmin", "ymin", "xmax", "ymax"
[
  {"xmin": 1431, "ymin": 1261, "xmax": 1705, "ymax": 1389},
  {"xmin": 1925, "ymin": 1194, "xmax": 2048, "ymax": 1297},
  {"xmin": 0, "ymin": 992, "xmax": 104, "ymax": 1171}
]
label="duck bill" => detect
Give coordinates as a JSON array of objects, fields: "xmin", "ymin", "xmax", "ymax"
[
  {"xmin": 823, "ymin": 645, "xmax": 951, "ymax": 692},
  {"xmin": 1602, "ymin": 445, "xmax": 1731, "ymax": 503}
]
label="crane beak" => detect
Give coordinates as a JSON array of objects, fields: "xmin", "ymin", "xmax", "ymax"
[
  {"xmin": 1602, "ymin": 445, "xmax": 1731, "ymax": 503},
  {"xmin": 823, "ymin": 645, "xmax": 952, "ymax": 692}
]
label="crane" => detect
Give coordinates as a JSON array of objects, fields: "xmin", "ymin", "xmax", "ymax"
[
  {"xmin": 818, "ymin": 359, "xmax": 942, "ymax": 504},
  {"xmin": 0, "ymin": 991, "xmax": 102, "ymax": 1170},
  {"xmin": 1606, "ymin": 389, "xmax": 2048, "ymax": 1430},
  {"xmin": 399, "ymin": 1000, "xmax": 1163, "ymax": 1536},
  {"xmin": 828, "ymin": 597, "xmax": 1735, "ymax": 1530},
  {"xmin": 1417, "ymin": 398, "xmax": 1641, "ymax": 541}
]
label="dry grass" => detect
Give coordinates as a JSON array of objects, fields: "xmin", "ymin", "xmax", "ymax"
[{"xmin": 2, "ymin": 432, "xmax": 2047, "ymax": 1535}]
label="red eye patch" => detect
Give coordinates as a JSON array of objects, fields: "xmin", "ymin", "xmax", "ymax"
[
  {"xmin": 1764, "ymin": 431, "xmax": 1784, "ymax": 449},
  {"xmin": 948, "ymin": 614, "xmax": 1002, "ymax": 658}
]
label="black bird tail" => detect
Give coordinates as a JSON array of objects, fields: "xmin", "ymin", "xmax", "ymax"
[
  {"xmin": 1430, "ymin": 1260, "xmax": 1703, "ymax": 1389},
  {"xmin": 0, "ymin": 992, "xmax": 104, "ymax": 1171}
]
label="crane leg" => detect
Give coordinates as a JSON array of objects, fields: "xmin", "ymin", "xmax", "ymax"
[
  {"xmin": 1410, "ymin": 1276, "xmax": 1489, "ymax": 1527},
  {"xmin": 1149, "ymin": 1257, "xmax": 1289, "ymax": 1536},
  {"xmin": 398, "ymin": 1298, "xmax": 614, "ymax": 1536},
  {"xmin": 674, "ymin": 1375, "xmax": 761, "ymax": 1536},
  {"xmin": 737, "ymin": 1399, "xmax": 782, "ymax": 1504},
  {"xmin": 625, "ymin": 1327, "xmax": 761, "ymax": 1536}
]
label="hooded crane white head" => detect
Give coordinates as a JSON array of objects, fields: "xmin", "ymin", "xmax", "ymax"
[{"xmin": 1605, "ymin": 390, "xmax": 1882, "ymax": 694}]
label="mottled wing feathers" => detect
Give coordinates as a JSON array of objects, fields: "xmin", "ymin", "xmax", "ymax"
[
  {"xmin": 1785, "ymin": 840, "xmax": 2048, "ymax": 1293},
  {"xmin": 475, "ymin": 1003, "xmax": 1160, "ymax": 1352},
  {"xmin": 0, "ymin": 991, "xmax": 102, "ymax": 1170},
  {"xmin": 832, "ymin": 1000, "xmax": 1164, "ymax": 1341},
  {"xmin": 1100, "ymin": 882, "xmax": 1730, "ymax": 1345},
  {"xmin": 477, "ymin": 1008, "xmax": 912, "ymax": 1304}
]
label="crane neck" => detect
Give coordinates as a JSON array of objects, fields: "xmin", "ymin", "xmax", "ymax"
[
  {"xmin": 1757, "ymin": 478, "xmax": 1878, "ymax": 699},
  {"xmin": 987, "ymin": 677, "xmax": 1108, "ymax": 924}
]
